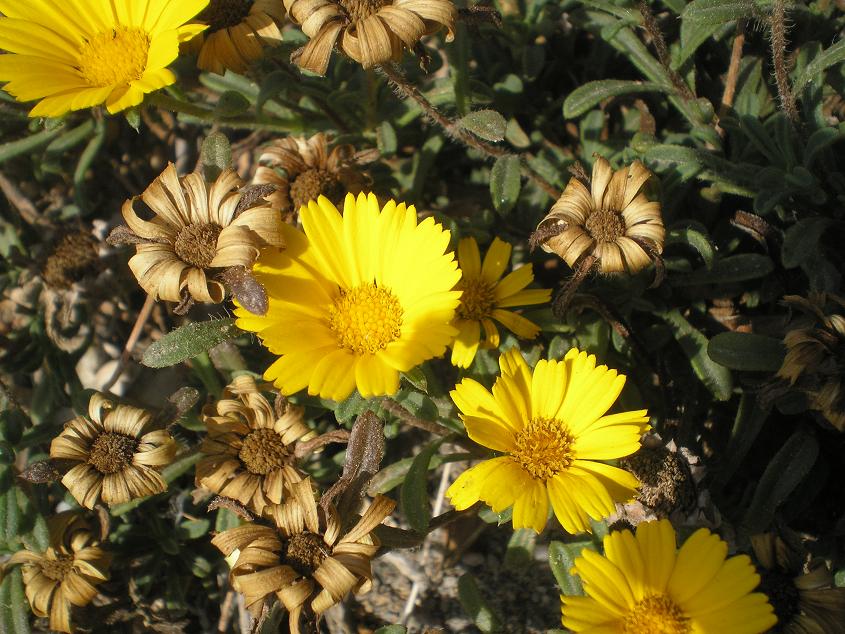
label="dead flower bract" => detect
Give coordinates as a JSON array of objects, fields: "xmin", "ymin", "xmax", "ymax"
[
  {"xmin": 119, "ymin": 163, "xmax": 284, "ymax": 307},
  {"xmin": 212, "ymin": 478, "xmax": 395, "ymax": 634},
  {"xmin": 536, "ymin": 157, "xmax": 665, "ymax": 275},
  {"xmin": 5, "ymin": 513, "xmax": 111, "ymax": 633},
  {"xmin": 285, "ymin": 0, "xmax": 456, "ymax": 74},
  {"xmin": 50, "ymin": 393, "xmax": 178, "ymax": 508},
  {"xmin": 253, "ymin": 132, "xmax": 373, "ymax": 219},
  {"xmin": 196, "ymin": 375, "xmax": 312, "ymax": 515}
]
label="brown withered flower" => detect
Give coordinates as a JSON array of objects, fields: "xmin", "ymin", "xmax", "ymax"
[
  {"xmin": 42, "ymin": 230, "xmax": 100, "ymax": 290},
  {"xmin": 187, "ymin": 0, "xmax": 284, "ymax": 74},
  {"xmin": 212, "ymin": 478, "xmax": 395, "ymax": 634},
  {"xmin": 777, "ymin": 293, "xmax": 845, "ymax": 431},
  {"xmin": 752, "ymin": 532, "xmax": 845, "ymax": 633},
  {"xmin": 196, "ymin": 375, "xmax": 312, "ymax": 515},
  {"xmin": 284, "ymin": 0, "xmax": 456, "ymax": 74},
  {"xmin": 4, "ymin": 513, "xmax": 111, "ymax": 633},
  {"xmin": 253, "ymin": 133, "xmax": 374, "ymax": 219},
  {"xmin": 536, "ymin": 157, "xmax": 665, "ymax": 275},
  {"xmin": 117, "ymin": 163, "xmax": 284, "ymax": 309},
  {"xmin": 50, "ymin": 393, "xmax": 178, "ymax": 508}
]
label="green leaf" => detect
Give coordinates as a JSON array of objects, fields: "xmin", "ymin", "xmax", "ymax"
[
  {"xmin": 333, "ymin": 391, "xmax": 371, "ymax": 423},
  {"xmin": 400, "ymin": 439, "xmax": 444, "ymax": 533},
  {"xmin": 793, "ymin": 38, "xmax": 845, "ymax": 95},
  {"xmin": 742, "ymin": 429, "xmax": 818, "ymax": 533},
  {"xmin": 401, "ymin": 367, "xmax": 428, "ymax": 393},
  {"xmin": 200, "ymin": 132, "xmax": 233, "ymax": 181},
  {"xmin": 375, "ymin": 627, "xmax": 408, "ymax": 634},
  {"xmin": 563, "ymin": 80, "xmax": 663, "ymax": 118},
  {"xmin": 142, "ymin": 319, "xmax": 239, "ymax": 368},
  {"xmin": 504, "ymin": 528, "xmax": 537, "ymax": 572},
  {"xmin": 802, "ymin": 128, "xmax": 842, "ymax": 168},
  {"xmin": 707, "ymin": 332, "xmax": 786, "ymax": 372},
  {"xmin": 458, "ymin": 573, "xmax": 503, "ymax": 633},
  {"xmin": 681, "ymin": 0, "xmax": 761, "ymax": 24},
  {"xmin": 0, "ymin": 125, "xmax": 65, "ymax": 164},
  {"xmin": 666, "ymin": 225, "xmax": 715, "ymax": 269},
  {"xmin": 460, "ymin": 109, "xmax": 507, "ymax": 142},
  {"xmin": 714, "ymin": 395, "xmax": 769, "ymax": 488},
  {"xmin": 549, "ymin": 540, "xmax": 595, "ymax": 596},
  {"xmin": 0, "ymin": 567, "xmax": 30, "ymax": 634},
  {"xmin": 214, "ymin": 91, "xmax": 251, "ymax": 117},
  {"xmin": 672, "ymin": 254, "xmax": 775, "ymax": 285},
  {"xmin": 782, "ymin": 217, "xmax": 836, "ymax": 269},
  {"xmin": 490, "ymin": 155, "xmax": 521, "ymax": 214},
  {"xmin": 368, "ymin": 452, "xmax": 471, "ymax": 495},
  {"xmin": 659, "ymin": 310, "xmax": 733, "ymax": 401},
  {"xmin": 256, "ymin": 71, "xmax": 288, "ymax": 116}
]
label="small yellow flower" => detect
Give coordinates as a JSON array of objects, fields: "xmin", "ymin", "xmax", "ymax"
[
  {"xmin": 212, "ymin": 478, "xmax": 395, "ymax": 634},
  {"xmin": 120, "ymin": 163, "xmax": 285, "ymax": 305},
  {"xmin": 50, "ymin": 393, "xmax": 178, "ymax": 508},
  {"xmin": 235, "ymin": 192, "xmax": 462, "ymax": 402},
  {"xmin": 5, "ymin": 513, "xmax": 111, "ymax": 633},
  {"xmin": 562, "ymin": 520, "xmax": 777, "ymax": 633},
  {"xmin": 451, "ymin": 236, "xmax": 551, "ymax": 368},
  {"xmin": 0, "ymin": 0, "xmax": 208, "ymax": 117},
  {"xmin": 187, "ymin": 0, "xmax": 284, "ymax": 74},
  {"xmin": 446, "ymin": 347, "xmax": 650, "ymax": 534},
  {"xmin": 284, "ymin": 0, "xmax": 456, "ymax": 74},
  {"xmin": 196, "ymin": 375, "xmax": 312, "ymax": 515},
  {"xmin": 536, "ymin": 157, "xmax": 665, "ymax": 274}
]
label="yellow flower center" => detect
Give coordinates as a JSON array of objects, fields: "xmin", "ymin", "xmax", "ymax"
[
  {"xmin": 510, "ymin": 418, "xmax": 574, "ymax": 480},
  {"xmin": 328, "ymin": 284, "xmax": 403, "ymax": 355},
  {"xmin": 41, "ymin": 554, "xmax": 74, "ymax": 582},
  {"xmin": 585, "ymin": 207, "xmax": 626, "ymax": 243},
  {"xmin": 201, "ymin": 0, "xmax": 254, "ymax": 32},
  {"xmin": 88, "ymin": 432, "xmax": 137, "ymax": 474},
  {"xmin": 77, "ymin": 26, "xmax": 150, "ymax": 87},
  {"xmin": 284, "ymin": 531, "xmax": 331, "ymax": 576},
  {"xmin": 457, "ymin": 277, "xmax": 496, "ymax": 321},
  {"xmin": 337, "ymin": 0, "xmax": 388, "ymax": 22},
  {"xmin": 238, "ymin": 428, "xmax": 290, "ymax": 475},
  {"xmin": 623, "ymin": 595, "xmax": 690, "ymax": 634},
  {"xmin": 174, "ymin": 223, "xmax": 223, "ymax": 269},
  {"xmin": 290, "ymin": 168, "xmax": 341, "ymax": 211}
]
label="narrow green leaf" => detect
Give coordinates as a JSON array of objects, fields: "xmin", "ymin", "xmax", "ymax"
[
  {"xmin": 0, "ymin": 567, "xmax": 30, "ymax": 634},
  {"xmin": 549, "ymin": 540, "xmax": 595, "ymax": 596},
  {"xmin": 742, "ymin": 429, "xmax": 818, "ymax": 533},
  {"xmin": 400, "ymin": 439, "xmax": 444, "ymax": 533},
  {"xmin": 659, "ymin": 310, "xmax": 733, "ymax": 400},
  {"xmin": 458, "ymin": 573, "xmax": 503, "ymax": 633},
  {"xmin": 490, "ymin": 155, "xmax": 521, "ymax": 215},
  {"xmin": 333, "ymin": 391, "xmax": 370, "ymax": 423},
  {"xmin": 714, "ymin": 395, "xmax": 769, "ymax": 487},
  {"xmin": 563, "ymin": 80, "xmax": 663, "ymax": 118},
  {"xmin": 672, "ymin": 254, "xmax": 774, "ymax": 285},
  {"xmin": 375, "ymin": 626, "xmax": 408, "ymax": 634},
  {"xmin": 401, "ymin": 367, "xmax": 428, "ymax": 394},
  {"xmin": 214, "ymin": 91, "xmax": 251, "ymax": 117},
  {"xmin": 793, "ymin": 38, "xmax": 845, "ymax": 95},
  {"xmin": 201, "ymin": 132, "xmax": 232, "ymax": 181},
  {"xmin": 707, "ymin": 332, "xmax": 786, "ymax": 372},
  {"xmin": 460, "ymin": 109, "xmax": 507, "ymax": 142},
  {"xmin": 142, "ymin": 319, "xmax": 239, "ymax": 368},
  {"xmin": 0, "ymin": 125, "xmax": 65, "ymax": 164},
  {"xmin": 681, "ymin": 0, "xmax": 759, "ymax": 24},
  {"xmin": 367, "ymin": 452, "xmax": 471, "ymax": 495},
  {"xmin": 666, "ymin": 225, "xmax": 715, "ymax": 269},
  {"xmin": 504, "ymin": 529, "xmax": 537, "ymax": 572},
  {"xmin": 782, "ymin": 217, "xmax": 835, "ymax": 269},
  {"xmin": 802, "ymin": 128, "xmax": 842, "ymax": 168}
]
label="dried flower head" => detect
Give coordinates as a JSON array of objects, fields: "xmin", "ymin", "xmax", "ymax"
[
  {"xmin": 196, "ymin": 375, "xmax": 313, "ymax": 515},
  {"xmin": 119, "ymin": 163, "xmax": 284, "ymax": 306},
  {"xmin": 536, "ymin": 157, "xmax": 665, "ymax": 275},
  {"xmin": 619, "ymin": 444, "xmax": 695, "ymax": 518},
  {"xmin": 752, "ymin": 532, "xmax": 845, "ymax": 633},
  {"xmin": 187, "ymin": 0, "xmax": 284, "ymax": 74},
  {"xmin": 253, "ymin": 133, "xmax": 373, "ymax": 219},
  {"xmin": 50, "ymin": 393, "xmax": 178, "ymax": 508},
  {"xmin": 5, "ymin": 513, "xmax": 111, "ymax": 633},
  {"xmin": 42, "ymin": 230, "xmax": 100, "ymax": 290},
  {"xmin": 777, "ymin": 293, "xmax": 845, "ymax": 431},
  {"xmin": 284, "ymin": 0, "xmax": 456, "ymax": 74},
  {"xmin": 212, "ymin": 478, "xmax": 395, "ymax": 634}
]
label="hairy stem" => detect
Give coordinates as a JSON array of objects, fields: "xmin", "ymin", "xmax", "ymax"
[
  {"xmin": 638, "ymin": 2, "xmax": 696, "ymax": 102},
  {"xmin": 770, "ymin": 0, "xmax": 799, "ymax": 122}
]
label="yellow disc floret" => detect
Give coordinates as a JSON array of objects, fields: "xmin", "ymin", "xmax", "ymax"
[
  {"xmin": 77, "ymin": 26, "xmax": 151, "ymax": 87},
  {"xmin": 328, "ymin": 284, "xmax": 403, "ymax": 355}
]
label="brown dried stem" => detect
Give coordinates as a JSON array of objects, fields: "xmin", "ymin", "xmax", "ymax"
[
  {"xmin": 101, "ymin": 292, "xmax": 156, "ymax": 392},
  {"xmin": 378, "ymin": 63, "xmax": 560, "ymax": 199},
  {"xmin": 381, "ymin": 398, "xmax": 451, "ymax": 437},
  {"xmin": 770, "ymin": 0, "xmax": 799, "ymax": 122},
  {"xmin": 718, "ymin": 20, "xmax": 746, "ymax": 131},
  {"xmin": 552, "ymin": 255, "xmax": 596, "ymax": 318},
  {"xmin": 638, "ymin": 2, "xmax": 696, "ymax": 102}
]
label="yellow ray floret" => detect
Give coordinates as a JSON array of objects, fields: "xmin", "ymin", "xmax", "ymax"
[
  {"xmin": 446, "ymin": 347, "xmax": 650, "ymax": 533},
  {"xmin": 562, "ymin": 519, "xmax": 777, "ymax": 633},
  {"xmin": 235, "ymin": 192, "xmax": 462, "ymax": 402},
  {"xmin": 0, "ymin": 0, "xmax": 208, "ymax": 117}
]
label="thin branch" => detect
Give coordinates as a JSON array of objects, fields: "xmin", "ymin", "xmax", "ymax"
[
  {"xmin": 378, "ymin": 64, "xmax": 560, "ymax": 199},
  {"xmin": 381, "ymin": 398, "xmax": 451, "ymax": 437},
  {"xmin": 638, "ymin": 2, "xmax": 696, "ymax": 102},
  {"xmin": 770, "ymin": 0, "xmax": 799, "ymax": 122},
  {"xmin": 101, "ymin": 293, "xmax": 156, "ymax": 393}
]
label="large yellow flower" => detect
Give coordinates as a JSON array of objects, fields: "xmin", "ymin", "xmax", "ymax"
[
  {"xmin": 451, "ymin": 236, "xmax": 551, "ymax": 368},
  {"xmin": 562, "ymin": 520, "xmax": 777, "ymax": 633},
  {"xmin": 446, "ymin": 347, "xmax": 649, "ymax": 533},
  {"xmin": 235, "ymin": 192, "xmax": 462, "ymax": 401},
  {"xmin": 0, "ymin": 0, "xmax": 208, "ymax": 117}
]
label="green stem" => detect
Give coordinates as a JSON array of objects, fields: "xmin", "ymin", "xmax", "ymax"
[
  {"xmin": 146, "ymin": 92, "xmax": 304, "ymax": 133},
  {"xmin": 0, "ymin": 126, "xmax": 65, "ymax": 164}
]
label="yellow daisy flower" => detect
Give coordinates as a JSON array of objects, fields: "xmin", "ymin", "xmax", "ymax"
[
  {"xmin": 0, "ymin": 0, "xmax": 209, "ymax": 118},
  {"xmin": 451, "ymin": 236, "xmax": 551, "ymax": 368},
  {"xmin": 235, "ymin": 192, "xmax": 462, "ymax": 401},
  {"xmin": 562, "ymin": 519, "xmax": 777, "ymax": 633},
  {"xmin": 446, "ymin": 347, "xmax": 650, "ymax": 534}
]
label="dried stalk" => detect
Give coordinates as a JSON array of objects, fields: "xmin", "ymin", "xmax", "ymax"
[
  {"xmin": 638, "ymin": 2, "xmax": 696, "ymax": 102},
  {"xmin": 770, "ymin": 0, "xmax": 799, "ymax": 122}
]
